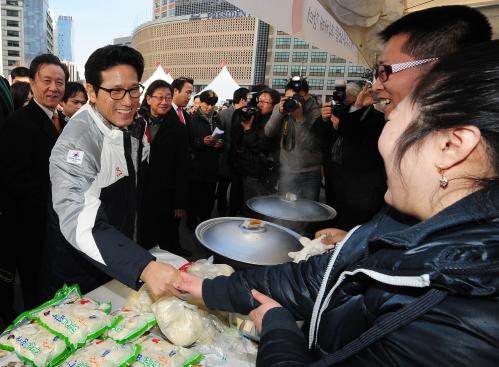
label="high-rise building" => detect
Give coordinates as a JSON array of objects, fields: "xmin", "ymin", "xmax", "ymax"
[
  {"xmin": 57, "ymin": 15, "xmax": 73, "ymax": 62},
  {"xmin": 24, "ymin": 0, "xmax": 55, "ymax": 63},
  {"xmin": 47, "ymin": 8, "xmax": 56, "ymax": 55},
  {"xmin": 153, "ymin": 0, "xmax": 243, "ymax": 20},
  {"xmin": 1, "ymin": 0, "xmax": 24, "ymax": 78},
  {"xmin": 265, "ymin": 28, "xmax": 370, "ymax": 103},
  {"xmin": 62, "ymin": 60, "xmax": 78, "ymax": 81}
]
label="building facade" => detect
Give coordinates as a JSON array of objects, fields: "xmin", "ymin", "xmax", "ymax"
[
  {"xmin": 24, "ymin": 0, "xmax": 56, "ymax": 63},
  {"xmin": 113, "ymin": 36, "xmax": 132, "ymax": 47},
  {"xmin": 265, "ymin": 27, "xmax": 370, "ymax": 103},
  {"xmin": 57, "ymin": 15, "xmax": 73, "ymax": 62},
  {"xmin": 153, "ymin": 0, "xmax": 242, "ymax": 20},
  {"xmin": 1, "ymin": 0, "xmax": 24, "ymax": 78},
  {"xmin": 62, "ymin": 60, "xmax": 78, "ymax": 81}
]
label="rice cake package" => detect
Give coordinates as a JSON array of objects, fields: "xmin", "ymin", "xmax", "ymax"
[
  {"xmin": 0, "ymin": 315, "xmax": 69, "ymax": 367},
  {"xmin": 60, "ymin": 338, "xmax": 139, "ymax": 367},
  {"xmin": 124, "ymin": 285, "xmax": 155, "ymax": 313},
  {"xmin": 134, "ymin": 334, "xmax": 202, "ymax": 367},
  {"xmin": 30, "ymin": 285, "xmax": 112, "ymax": 350},
  {"xmin": 108, "ymin": 310, "xmax": 156, "ymax": 343}
]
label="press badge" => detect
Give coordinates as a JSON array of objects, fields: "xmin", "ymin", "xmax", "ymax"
[{"xmin": 67, "ymin": 150, "xmax": 85, "ymax": 165}]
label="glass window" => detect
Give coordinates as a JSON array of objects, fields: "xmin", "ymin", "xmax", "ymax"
[
  {"xmin": 309, "ymin": 66, "xmax": 326, "ymax": 77},
  {"xmin": 273, "ymin": 65, "xmax": 288, "ymax": 76},
  {"xmin": 275, "ymin": 52, "xmax": 290, "ymax": 62},
  {"xmin": 348, "ymin": 66, "xmax": 367, "ymax": 77},
  {"xmin": 275, "ymin": 37, "xmax": 291, "ymax": 49},
  {"xmin": 272, "ymin": 79, "xmax": 287, "ymax": 89},
  {"xmin": 308, "ymin": 79, "xmax": 324, "ymax": 90},
  {"xmin": 292, "ymin": 51, "xmax": 308, "ymax": 63},
  {"xmin": 7, "ymin": 20, "xmax": 19, "ymax": 27},
  {"xmin": 6, "ymin": 1, "xmax": 19, "ymax": 5},
  {"xmin": 311, "ymin": 52, "xmax": 327, "ymax": 63},
  {"xmin": 329, "ymin": 66, "xmax": 345, "ymax": 77},
  {"xmin": 7, "ymin": 41, "xmax": 19, "ymax": 47},
  {"xmin": 327, "ymin": 80, "xmax": 337, "ymax": 90},
  {"xmin": 7, "ymin": 30, "xmax": 19, "ymax": 37},
  {"xmin": 6, "ymin": 9, "xmax": 19, "ymax": 17},
  {"xmin": 293, "ymin": 38, "xmax": 309, "ymax": 49},
  {"xmin": 291, "ymin": 65, "xmax": 307, "ymax": 76},
  {"xmin": 7, "ymin": 50, "xmax": 20, "ymax": 57},
  {"xmin": 330, "ymin": 55, "xmax": 346, "ymax": 64}
]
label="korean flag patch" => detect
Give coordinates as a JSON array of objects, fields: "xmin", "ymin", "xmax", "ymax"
[{"xmin": 67, "ymin": 150, "xmax": 85, "ymax": 165}]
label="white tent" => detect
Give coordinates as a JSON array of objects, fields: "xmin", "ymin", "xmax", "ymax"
[
  {"xmin": 195, "ymin": 66, "xmax": 240, "ymax": 105},
  {"xmin": 141, "ymin": 65, "xmax": 174, "ymax": 100}
]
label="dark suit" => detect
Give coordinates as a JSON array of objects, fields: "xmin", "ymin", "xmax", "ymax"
[
  {"xmin": 0, "ymin": 99, "xmax": 60, "ymax": 309},
  {"xmin": 140, "ymin": 107, "xmax": 190, "ymax": 253}
]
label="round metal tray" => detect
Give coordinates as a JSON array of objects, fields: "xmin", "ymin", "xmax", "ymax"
[
  {"xmin": 247, "ymin": 195, "xmax": 337, "ymax": 222},
  {"xmin": 195, "ymin": 217, "xmax": 302, "ymax": 266}
]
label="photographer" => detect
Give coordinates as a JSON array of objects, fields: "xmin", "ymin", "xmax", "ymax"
[
  {"xmin": 321, "ymin": 82, "xmax": 386, "ymax": 230},
  {"xmin": 231, "ymin": 88, "xmax": 280, "ymax": 202},
  {"xmin": 264, "ymin": 77, "xmax": 322, "ymax": 201}
]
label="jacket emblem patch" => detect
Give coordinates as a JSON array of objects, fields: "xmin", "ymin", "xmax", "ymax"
[
  {"xmin": 66, "ymin": 150, "xmax": 84, "ymax": 165},
  {"xmin": 115, "ymin": 166, "xmax": 123, "ymax": 177}
]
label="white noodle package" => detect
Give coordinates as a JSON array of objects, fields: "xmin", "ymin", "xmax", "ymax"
[
  {"xmin": 60, "ymin": 338, "xmax": 139, "ymax": 367},
  {"xmin": 107, "ymin": 310, "xmax": 156, "ymax": 343},
  {"xmin": 133, "ymin": 334, "xmax": 202, "ymax": 367}
]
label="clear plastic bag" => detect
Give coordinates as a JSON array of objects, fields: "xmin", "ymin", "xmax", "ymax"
[
  {"xmin": 182, "ymin": 257, "xmax": 234, "ymax": 279},
  {"xmin": 60, "ymin": 338, "xmax": 139, "ymax": 367}
]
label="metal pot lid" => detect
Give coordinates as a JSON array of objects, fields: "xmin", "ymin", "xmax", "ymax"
[
  {"xmin": 195, "ymin": 217, "xmax": 302, "ymax": 266},
  {"xmin": 247, "ymin": 195, "xmax": 337, "ymax": 222}
]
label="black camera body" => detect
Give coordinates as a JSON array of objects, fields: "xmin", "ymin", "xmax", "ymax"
[
  {"xmin": 283, "ymin": 76, "xmax": 305, "ymax": 113},
  {"xmin": 240, "ymin": 92, "xmax": 258, "ymax": 121},
  {"xmin": 331, "ymin": 82, "xmax": 347, "ymax": 116}
]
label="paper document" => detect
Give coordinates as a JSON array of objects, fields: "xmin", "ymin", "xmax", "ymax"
[{"xmin": 212, "ymin": 127, "xmax": 224, "ymax": 137}]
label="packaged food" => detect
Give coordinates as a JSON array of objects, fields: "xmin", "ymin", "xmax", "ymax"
[
  {"xmin": 30, "ymin": 285, "xmax": 112, "ymax": 350},
  {"xmin": 60, "ymin": 338, "xmax": 139, "ymax": 367},
  {"xmin": 0, "ymin": 315, "xmax": 68, "ymax": 367},
  {"xmin": 108, "ymin": 310, "xmax": 156, "ymax": 343},
  {"xmin": 124, "ymin": 285, "xmax": 155, "ymax": 313},
  {"xmin": 182, "ymin": 257, "xmax": 234, "ymax": 280},
  {"xmin": 134, "ymin": 334, "xmax": 202, "ymax": 367}
]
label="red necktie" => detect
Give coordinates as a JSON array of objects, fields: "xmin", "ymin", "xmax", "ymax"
[
  {"xmin": 177, "ymin": 106, "xmax": 185, "ymax": 125},
  {"xmin": 52, "ymin": 112, "xmax": 61, "ymax": 134}
]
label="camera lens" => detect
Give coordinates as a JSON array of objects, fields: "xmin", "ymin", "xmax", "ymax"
[{"xmin": 283, "ymin": 98, "xmax": 298, "ymax": 113}]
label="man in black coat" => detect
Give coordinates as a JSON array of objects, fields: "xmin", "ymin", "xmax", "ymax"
[
  {"xmin": 0, "ymin": 54, "xmax": 69, "ymax": 310},
  {"xmin": 140, "ymin": 79, "xmax": 191, "ymax": 257}
]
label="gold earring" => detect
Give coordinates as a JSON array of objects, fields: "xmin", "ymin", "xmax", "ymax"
[{"xmin": 438, "ymin": 165, "xmax": 448, "ymax": 189}]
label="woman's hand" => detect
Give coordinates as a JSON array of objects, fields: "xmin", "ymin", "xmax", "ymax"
[
  {"xmin": 174, "ymin": 271, "xmax": 204, "ymax": 299},
  {"xmin": 354, "ymin": 83, "xmax": 375, "ymax": 109},
  {"xmin": 249, "ymin": 289, "xmax": 282, "ymax": 333},
  {"xmin": 315, "ymin": 228, "xmax": 348, "ymax": 245},
  {"xmin": 140, "ymin": 261, "xmax": 181, "ymax": 299}
]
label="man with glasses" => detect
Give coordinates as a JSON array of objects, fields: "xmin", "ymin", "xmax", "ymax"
[
  {"xmin": 138, "ymin": 80, "xmax": 191, "ymax": 257},
  {"xmin": 319, "ymin": 5, "xmax": 492, "ymax": 237},
  {"xmin": 39, "ymin": 45, "xmax": 182, "ymax": 302}
]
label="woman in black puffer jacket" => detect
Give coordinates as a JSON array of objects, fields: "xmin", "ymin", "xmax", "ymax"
[{"xmin": 176, "ymin": 41, "xmax": 499, "ymax": 366}]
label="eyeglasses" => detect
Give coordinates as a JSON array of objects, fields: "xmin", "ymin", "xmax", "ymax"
[
  {"xmin": 98, "ymin": 84, "xmax": 144, "ymax": 100},
  {"xmin": 150, "ymin": 95, "xmax": 172, "ymax": 102},
  {"xmin": 258, "ymin": 100, "xmax": 273, "ymax": 105},
  {"xmin": 374, "ymin": 58, "xmax": 438, "ymax": 82}
]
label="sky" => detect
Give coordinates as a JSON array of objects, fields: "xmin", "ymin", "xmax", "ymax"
[{"xmin": 49, "ymin": 0, "xmax": 153, "ymax": 77}]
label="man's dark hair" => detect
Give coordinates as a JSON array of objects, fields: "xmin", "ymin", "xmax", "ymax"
[
  {"xmin": 395, "ymin": 39, "xmax": 499, "ymax": 190},
  {"xmin": 144, "ymin": 79, "xmax": 172, "ymax": 98},
  {"xmin": 233, "ymin": 87, "xmax": 249, "ymax": 104},
  {"xmin": 171, "ymin": 77, "xmax": 194, "ymax": 93},
  {"xmin": 285, "ymin": 78, "xmax": 309, "ymax": 93},
  {"xmin": 10, "ymin": 81, "xmax": 31, "ymax": 110},
  {"xmin": 11, "ymin": 66, "xmax": 29, "ymax": 79},
  {"xmin": 259, "ymin": 88, "xmax": 281, "ymax": 105},
  {"xmin": 199, "ymin": 89, "xmax": 218, "ymax": 105},
  {"xmin": 62, "ymin": 81, "xmax": 88, "ymax": 102},
  {"xmin": 84, "ymin": 45, "xmax": 144, "ymax": 92},
  {"xmin": 193, "ymin": 95, "xmax": 200, "ymax": 101},
  {"xmin": 29, "ymin": 54, "xmax": 69, "ymax": 82},
  {"xmin": 379, "ymin": 5, "xmax": 492, "ymax": 59}
]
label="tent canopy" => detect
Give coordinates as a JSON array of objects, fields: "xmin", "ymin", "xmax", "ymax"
[
  {"xmin": 141, "ymin": 65, "xmax": 174, "ymax": 100},
  {"xmin": 194, "ymin": 66, "xmax": 240, "ymax": 105}
]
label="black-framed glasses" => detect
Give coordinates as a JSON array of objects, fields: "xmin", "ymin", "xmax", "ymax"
[
  {"xmin": 98, "ymin": 84, "xmax": 144, "ymax": 100},
  {"xmin": 150, "ymin": 95, "xmax": 172, "ymax": 102},
  {"xmin": 374, "ymin": 58, "xmax": 439, "ymax": 83}
]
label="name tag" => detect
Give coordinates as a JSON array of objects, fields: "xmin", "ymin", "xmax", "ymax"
[{"xmin": 66, "ymin": 150, "xmax": 84, "ymax": 165}]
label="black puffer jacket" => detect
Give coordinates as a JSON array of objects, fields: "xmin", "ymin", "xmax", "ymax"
[{"xmin": 203, "ymin": 187, "xmax": 499, "ymax": 366}]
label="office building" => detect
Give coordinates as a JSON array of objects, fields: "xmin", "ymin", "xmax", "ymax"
[
  {"xmin": 57, "ymin": 15, "xmax": 73, "ymax": 62},
  {"xmin": 1, "ymin": 0, "xmax": 24, "ymax": 78},
  {"xmin": 114, "ymin": 36, "xmax": 132, "ymax": 47},
  {"xmin": 24, "ymin": 0, "xmax": 55, "ymax": 63}
]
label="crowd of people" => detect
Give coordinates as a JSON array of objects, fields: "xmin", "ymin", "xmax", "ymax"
[{"xmin": 0, "ymin": 4, "xmax": 498, "ymax": 365}]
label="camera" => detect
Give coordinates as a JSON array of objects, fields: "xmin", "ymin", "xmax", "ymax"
[
  {"xmin": 283, "ymin": 76, "xmax": 305, "ymax": 113},
  {"xmin": 240, "ymin": 92, "xmax": 258, "ymax": 121},
  {"xmin": 331, "ymin": 80, "xmax": 347, "ymax": 116}
]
